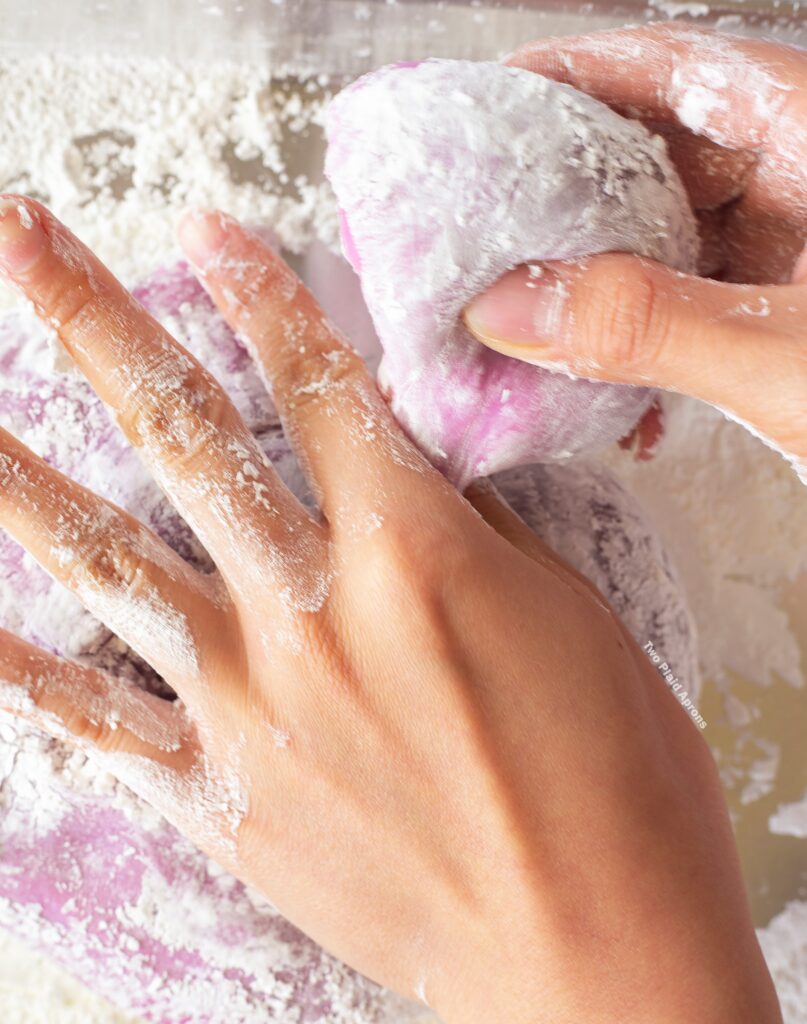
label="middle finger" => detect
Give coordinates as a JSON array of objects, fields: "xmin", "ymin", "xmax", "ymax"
[{"xmin": 177, "ymin": 210, "xmax": 444, "ymax": 529}]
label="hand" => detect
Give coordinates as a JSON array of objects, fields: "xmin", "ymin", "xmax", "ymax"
[
  {"xmin": 0, "ymin": 196, "xmax": 781, "ymax": 1023},
  {"xmin": 465, "ymin": 25, "xmax": 807, "ymax": 479}
]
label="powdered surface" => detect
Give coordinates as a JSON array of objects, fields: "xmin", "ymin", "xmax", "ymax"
[{"xmin": 0, "ymin": 54, "xmax": 338, "ymax": 305}]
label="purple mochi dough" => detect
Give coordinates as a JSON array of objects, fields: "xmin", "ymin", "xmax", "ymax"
[{"xmin": 325, "ymin": 59, "xmax": 699, "ymax": 487}]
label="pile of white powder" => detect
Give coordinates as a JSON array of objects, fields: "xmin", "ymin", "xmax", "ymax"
[{"xmin": 0, "ymin": 50, "xmax": 806, "ymax": 1024}]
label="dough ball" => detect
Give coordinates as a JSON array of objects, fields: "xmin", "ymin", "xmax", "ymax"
[{"xmin": 325, "ymin": 59, "xmax": 699, "ymax": 486}]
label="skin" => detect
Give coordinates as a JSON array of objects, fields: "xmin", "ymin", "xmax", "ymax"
[
  {"xmin": 0, "ymin": 111, "xmax": 784, "ymax": 1022},
  {"xmin": 465, "ymin": 25, "xmax": 807, "ymax": 478}
]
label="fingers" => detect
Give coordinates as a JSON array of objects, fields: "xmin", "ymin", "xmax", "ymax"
[
  {"xmin": 176, "ymin": 210, "xmax": 438, "ymax": 525},
  {"xmin": 0, "ymin": 627, "xmax": 193, "ymax": 763},
  {"xmin": 509, "ymin": 26, "xmax": 807, "ymax": 249},
  {"xmin": 0, "ymin": 423, "xmax": 230, "ymax": 691},
  {"xmin": 0, "ymin": 196, "xmax": 326, "ymax": 592},
  {"xmin": 647, "ymin": 121, "xmax": 755, "ymax": 213},
  {"xmin": 509, "ymin": 25, "xmax": 807, "ymax": 151},
  {"xmin": 464, "ymin": 256, "xmax": 807, "ymax": 469}
]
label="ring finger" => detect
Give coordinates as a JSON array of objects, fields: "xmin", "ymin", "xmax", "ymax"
[{"xmin": 0, "ymin": 627, "xmax": 195, "ymax": 764}]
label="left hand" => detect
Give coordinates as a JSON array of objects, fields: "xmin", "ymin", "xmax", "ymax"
[{"xmin": 465, "ymin": 25, "xmax": 807, "ymax": 479}]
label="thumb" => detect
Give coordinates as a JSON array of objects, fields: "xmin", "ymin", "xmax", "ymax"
[{"xmin": 464, "ymin": 254, "xmax": 807, "ymax": 469}]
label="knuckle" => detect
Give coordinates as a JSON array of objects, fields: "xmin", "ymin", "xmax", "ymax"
[
  {"xmin": 47, "ymin": 274, "xmax": 107, "ymax": 341},
  {"xmin": 579, "ymin": 257, "xmax": 672, "ymax": 378},
  {"xmin": 348, "ymin": 521, "xmax": 414, "ymax": 595},
  {"xmin": 25, "ymin": 665, "xmax": 120, "ymax": 752},
  {"xmin": 357, "ymin": 514, "xmax": 463, "ymax": 598},
  {"xmin": 119, "ymin": 361, "xmax": 235, "ymax": 471},
  {"xmin": 32, "ymin": 256, "xmax": 243, "ymax": 477},
  {"xmin": 64, "ymin": 708, "xmax": 120, "ymax": 751},
  {"xmin": 68, "ymin": 528, "xmax": 148, "ymax": 600},
  {"xmin": 280, "ymin": 342, "xmax": 369, "ymax": 415}
]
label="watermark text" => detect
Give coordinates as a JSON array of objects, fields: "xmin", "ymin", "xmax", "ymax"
[{"xmin": 644, "ymin": 641, "xmax": 707, "ymax": 730}]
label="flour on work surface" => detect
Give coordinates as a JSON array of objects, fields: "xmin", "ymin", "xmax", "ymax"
[
  {"xmin": 604, "ymin": 395, "xmax": 807, "ymax": 690},
  {"xmin": 758, "ymin": 901, "xmax": 807, "ymax": 1024},
  {"xmin": 769, "ymin": 789, "xmax": 807, "ymax": 839},
  {"xmin": 0, "ymin": 928, "xmax": 140, "ymax": 1024},
  {"xmin": 0, "ymin": 54, "xmax": 339, "ymax": 306},
  {"xmin": 604, "ymin": 394, "xmax": 807, "ymax": 824}
]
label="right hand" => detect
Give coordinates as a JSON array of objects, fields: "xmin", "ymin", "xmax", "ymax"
[{"xmin": 464, "ymin": 25, "xmax": 807, "ymax": 479}]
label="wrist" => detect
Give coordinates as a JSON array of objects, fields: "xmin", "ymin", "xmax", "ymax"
[{"xmin": 430, "ymin": 916, "xmax": 783, "ymax": 1024}]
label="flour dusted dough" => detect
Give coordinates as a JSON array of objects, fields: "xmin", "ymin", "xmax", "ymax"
[{"xmin": 325, "ymin": 59, "xmax": 699, "ymax": 487}]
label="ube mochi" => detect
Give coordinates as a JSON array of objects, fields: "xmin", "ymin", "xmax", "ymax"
[{"xmin": 325, "ymin": 59, "xmax": 699, "ymax": 486}]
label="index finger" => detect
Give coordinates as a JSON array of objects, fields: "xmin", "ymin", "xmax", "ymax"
[{"xmin": 509, "ymin": 25, "xmax": 807, "ymax": 224}]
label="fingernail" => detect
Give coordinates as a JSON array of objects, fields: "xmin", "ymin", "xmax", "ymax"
[
  {"xmin": 177, "ymin": 209, "xmax": 230, "ymax": 268},
  {"xmin": 0, "ymin": 197, "xmax": 46, "ymax": 276},
  {"xmin": 464, "ymin": 264, "xmax": 572, "ymax": 350}
]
